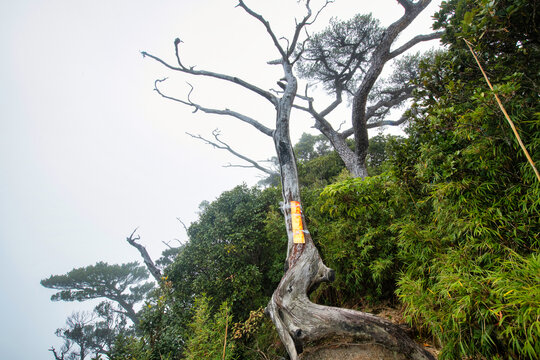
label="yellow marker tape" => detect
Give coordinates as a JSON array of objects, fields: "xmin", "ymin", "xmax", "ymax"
[{"xmin": 291, "ymin": 201, "xmax": 305, "ymax": 244}]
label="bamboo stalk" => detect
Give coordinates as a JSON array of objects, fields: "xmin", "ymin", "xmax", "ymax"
[
  {"xmin": 464, "ymin": 38, "xmax": 540, "ymax": 183},
  {"xmin": 222, "ymin": 310, "xmax": 229, "ymax": 360}
]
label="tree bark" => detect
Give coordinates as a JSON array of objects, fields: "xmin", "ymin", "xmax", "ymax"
[
  {"xmin": 266, "ymin": 63, "xmax": 433, "ymax": 360},
  {"xmin": 313, "ymin": 113, "xmax": 369, "ymax": 178},
  {"xmin": 350, "ymin": 0, "xmax": 433, "ymax": 179},
  {"xmin": 126, "ymin": 229, "xmax": 162, "ymax": 283},
  {"xmin": 302, "ymin": 0, "xmax": 441, "ymax": 179},
  {"xmin": 114, "ymin": 296, "xmax": 139, "ymax": 325}
]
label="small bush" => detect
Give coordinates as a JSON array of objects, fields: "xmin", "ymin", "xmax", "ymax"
[{"xmin": 184, "ymin": 296, "xmax": 235, "ymax": 360}]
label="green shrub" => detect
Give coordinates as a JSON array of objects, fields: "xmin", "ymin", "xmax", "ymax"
[
  {"xmin": 308, "ymin": 173, "xmax": 410, "ymax": 305},
  {"xmin": 184, "ymin": 296, "xmax": 235, "ymax": 360},
  {"xmin": 392, "ymin": 0, "xmax": 540, "ymax": 357},
  {"xmin": 109, "ymin": 334, "xmax": 150, "ymax": 360}
]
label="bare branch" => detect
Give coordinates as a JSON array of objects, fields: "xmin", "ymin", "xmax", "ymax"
[
  {"xmin": 236, "ymin": 1, "xmax": 288, "ymax": 59},
  {"xmin": 294, "ymin": 92, "xmax": 313, "ymax": 102},
  {"xmin": 336, "ymin": 120, "xmax": 347, "ymax": 132},
  {"xmin": 153, "ymin": 79, "xmax": 274, "ymax": 137},
  {"xmin": 161, "ymin": 241, "xmax": 174, "ymax": 250},
  {"xmin": 290, "ymin": 28, "xmax": 310, "ymax": 65},
  {"xmin": 367, "ymin": 115, "xmax": 408, "ymax": 129},
  {"xmin": 176, "ymin": 217, "xmax": 188, "ymax": 234},
  {"xmin": 338, "ymin": 114, "xmax": 409, "ymax": 135},
  {"xmin": 365, "ymin": 88, "xmax": 414, "ymax": 120},
  {"xmin": 305, "ymin": 0, "xmax": 334, "ymax": 26},
  {"xmin": 288, "ymin": 0, "xmax": 334, "ymax": 58},
  {"xmin": 280, "ymin": 36, "xmax": 291, "ymax": 52},
  {"xmin": 126, "ymin": 229, "xmax": 162, "ymax": 282},
  {"xmin": 293, "ymin": 81, "xmax": 340, "ymax": 122},
  {"xmin": 162, "ymin": 237, "xmax": 183, "ymax": 249},
  {"xmin": 238, "ymin": 0, "xmax": 332, "ymax": 62},
  {"xmin": 342, "ymin": 127, "xmax": 354, "ymax": 138},
  {"xmin": 292, "ymin": 104, "xmax": 310, "ymax": 114},
  {"xmin": 142, "ymin": 41, "xmax": 277, "ymax": 105},
  {"xmin": 389, "ymin": 31, "xmax": 443, "ymax": 59},
  {"xmin": 49, "ymin": 346, "xmax": 68, "ymax": 360},
  {"xmin": 287, "ymin": 1, "xmax": 313, "ymax": 58},
  {"xmin": 320, "ymin": 83, "xmax": 343, "ymax": 117},
  {"xmin": 187, "ymin": 130, "xmax": 277, "ymax": 176}
]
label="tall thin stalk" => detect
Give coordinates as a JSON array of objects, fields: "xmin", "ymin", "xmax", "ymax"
[
  {"xmin": 222, "ymin": 310, "xmax": 229, "ymax": 360},
  {"xmin": 464, "ymin": 38, "xmax": 540, "ymax": 183}
]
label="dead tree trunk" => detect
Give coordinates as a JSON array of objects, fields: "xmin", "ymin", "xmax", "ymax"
[
  {"xmin": 267, "ymin": 164, "xmax": 433, "ymax": 359},
  {"xmin": 268, "ymin": 51, "xmax": 433, "ymax": 360},
  {"xmin": 126, "ymin": 229, "xmax": 162, "ymax": 283},
  {"xmin": 143, "ymin": 1, "xmax": 436, "ymax": 359}
]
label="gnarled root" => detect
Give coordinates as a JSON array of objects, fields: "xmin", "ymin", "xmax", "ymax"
[{"xmin": 267, "ymin": 240, "xmax": 435, "ymax": 360}]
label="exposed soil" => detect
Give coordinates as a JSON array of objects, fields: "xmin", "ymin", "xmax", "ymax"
[{"xmin": 300, "ymin": 342, "xmax": 408, "ymax": 360}]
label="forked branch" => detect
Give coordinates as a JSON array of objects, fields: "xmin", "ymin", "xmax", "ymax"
[
  {"xmin": 237, "ymin": 0, "xmax": 333, "ymax": 61},
  {"xmin": 126, "ymin": 229, "xmax": 162, "ymax": 282},
  {"xmin": 288, "ymin": 0, "xmax": 334, "ymax": 58},
  {"xmin": 389, "ymin": 31, "xmax": 444, "ymax": 59},
  {"xmin": 153, "ymin": 79, "xmax": 274, "ymax": 137},
  {"xmin": 49, "ymin": 346, "xmax": 69, "ymax": 360},
  {"xmin": 142, "ymin": 41, "xmax": 277, "ymax": 106},
  {"xmin": 187, "ymin": 129, "xmax": 277, "ymax": 176},
  {"xmin": 236, "ymin": 0, "xmax": 288, "ymax": 59}
]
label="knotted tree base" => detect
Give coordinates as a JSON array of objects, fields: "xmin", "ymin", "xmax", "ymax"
[{"xmin": 266, "ymin": 238, "xmax": 435, "ymax": 360}]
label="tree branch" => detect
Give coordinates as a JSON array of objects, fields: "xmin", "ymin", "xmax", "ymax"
[
  {"xmin": 49, "ymin": 346, "xmax": 68, "ymax": 360},
  {"xmin": 305, "ymin": 0, "xmax": 334, "ymax": 26},
  {"xmin": 142, "ymin": 41, "xmax": 277, "ymax": 106},
  {"xmin": 367, "ymin": 115, "xmax": 408, "ymax": 128},
  {"xmin": 320, "ymin": 83, "xmax": 343, "ymax": 117},
  {"xmin": 342, "ymin": 127, "xmax": 354, "ymax": 138},
  {"xmin": 287, "ymin": 1, "xmax": 313, "ymax": 58},
  {"xmin": 236, "ymin": 0, "xmax": 288, "ymax": 59},
  {"xmin": 176, "ymin": 217, "xmax": 188, "ymax": 234},
  {"xmin": 365, "ymin": 88, "xmax": 414, "ymax": 120},
  {"xmin": 237, "ymin": 0, "xmax": 333, "ymax": 61},
  {"xmin": 153, "ymin": 79, "xmax": 274, "ymax": 137},
  {"xmin": 336, "ymin": 112, "xmax": 410, "ymax": 134},
  {"xmin": 187, "ymin": 129, "xmax": 277, "ymax": 176},
  {"xmin": 397, "ymin": 0, "xmax": 415, "ymax": 12},
  {"xmin": 289, "ymin": 1, "xmax": 334, "ymax": 60},
  {"xmin": 389, "ymin": 31, "xmax": 443, "ymax": 59},
  {"xmin": 126, "ymin": 229, "xmax": 162, "ymax": 283}
]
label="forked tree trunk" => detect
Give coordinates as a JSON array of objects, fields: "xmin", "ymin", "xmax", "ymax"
[
  {"xmin": 314, "ymin": 119, "xmax": 369, "ymax": 179},
  {"xmin": 268, "ymin": 64, "xmax": 434, "ymax": 360}
]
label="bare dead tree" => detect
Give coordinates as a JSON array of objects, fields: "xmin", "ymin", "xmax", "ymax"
[
  {"xmin": 143, "ymin": 1, "xmax": 435, "ymax": 359},
  {"xmin": 126, "ymin": 228, "xmax": 162, "ymax": 282},
  {"xmin": 295, "ymin": 0, "xmax": 443, "ymax": 177}
]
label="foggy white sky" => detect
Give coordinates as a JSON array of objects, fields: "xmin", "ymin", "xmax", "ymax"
[{"xmin": 0, "ymin": 0, "xmax": 441, "ymax": 358}]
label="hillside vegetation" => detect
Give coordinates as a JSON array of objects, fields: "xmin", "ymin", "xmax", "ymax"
[{"xmin": 45, "ymin": 0, "xmax": 539, "ymax": 359}]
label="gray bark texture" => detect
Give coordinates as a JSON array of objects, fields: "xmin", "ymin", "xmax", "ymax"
[
  {"xmin": 268, "ymin": 61, "xmax": 433, "ymax": 360},
  {"xmin": 126, "ymin": 229, "xmax": 163, "ymax": 283},
  {"xmin": 351, "ymin": 0, "xmax": 432, "ymax": 178}
]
